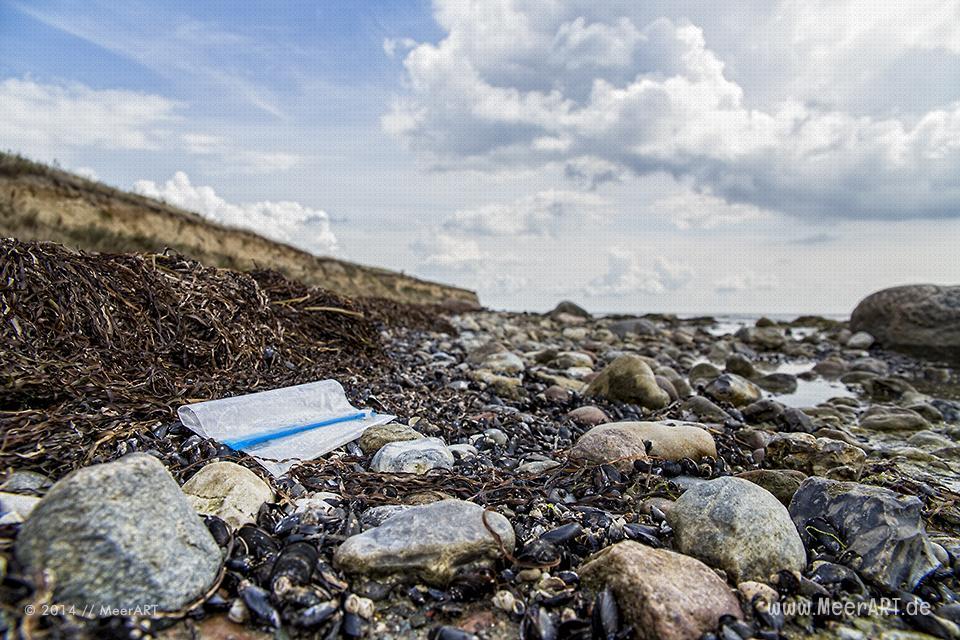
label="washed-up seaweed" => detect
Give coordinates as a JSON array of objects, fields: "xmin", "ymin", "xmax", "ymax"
[{"xmin": 0, "ymin": 240, "xmax": 396, "ymax": 478}]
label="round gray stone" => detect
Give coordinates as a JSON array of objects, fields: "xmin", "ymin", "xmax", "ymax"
[
  {"xmin": 668, "ymin": 476, "xmax": 807, "ymax": 582},
  {"xmin": 15, "ymin": 454, "xmax": 221, "ymax": 612}
]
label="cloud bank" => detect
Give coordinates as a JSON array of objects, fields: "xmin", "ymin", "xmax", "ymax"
[{"xmin": 385, "ymin": 1, "xmax": 960, "ymax": 221}]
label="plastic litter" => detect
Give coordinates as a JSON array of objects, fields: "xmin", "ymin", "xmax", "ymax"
[{"xmin": 178, "ymin": 380, "xmax": 395, "ymax": 476}]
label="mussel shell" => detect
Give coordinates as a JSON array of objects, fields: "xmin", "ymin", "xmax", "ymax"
[
  {"xmin": 203, "ymin": 515, "xmax": 231, "ymax": 547},
  {"xmin": 539, "ymin": 523, "xmax": 583, "ymax": 545},
  {"xmin": 240, "ymin": 583, "xmax": 280, "ymax": 628},
  {"xmin": 592, "ymin": 587, "xmax": 620, "ymax": 639},
  {"xmin": 271, "ymin": 541, "xmax": 317, "ymax": 589},
  {"xmin": 429, "ymin": 626, "xmax": 479, "ymax": 640},
  {"xmin": 621, "ymin": 523, "xmax": 661, "ymax": 548},
  {"xmin": 448, "ymin": 570, "xmax": 496, "ymax": 600},
  {"xmin": 290, "ymin": 601, "xmax": 338, "ymax": 628},
  {"xmin": 341, "ymin": 611, "xmax": 364, "ymax": 638},
  {"xmin": 520, "ymin": 605, "xmax": 557, "ymax": 640},
  {"xmin": 516, "ymin": 539, "xmax": 561, "ymax": 566},
  {"xmin": 236, "ymin": 524, "xmax": 280, "ymax": 558}
]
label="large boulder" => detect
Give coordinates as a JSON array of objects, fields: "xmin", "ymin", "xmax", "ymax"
[
  {"xmin": 788, "ymin": 477, "xmax": 941, "ymax": 590},
  {"xmin": 850, "ymin": 285, "xmax": 960, "ymax": 363},
  {"xmin": 549, "ymin": 300, "xmax": 590, "ymax": 319},
  {"xmin": 581, "ymin": 541, "xmax": 742, "ymax": 640},
  {"xmin": 15, "ymin": 454, "xmax": 221, "ymax": 612},
  {"xmin": 334, "ymin": 499, "xmax": 514, "ymax": 585},
  {"xmin": 667, "ymin": 477, "xmax": 807, "ymax": 582},
  {"xmin": 585, "ymin": 354, "xmax": 670, "ymax": 409}
]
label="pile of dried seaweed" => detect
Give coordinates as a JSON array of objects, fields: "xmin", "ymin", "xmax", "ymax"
[{"xmin": 0, "ymin": 239, "xmax": 404, "ymax": 478}]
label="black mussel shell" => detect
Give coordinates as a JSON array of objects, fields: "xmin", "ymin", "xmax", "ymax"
[
  {"xmin": 271, "ymin": 541, "xmax": 317, "ymax": 589},
  {"xmin": 240, "ymin": 582, "xmax": 281, "ymax": 628},
  {"xmin": 592, "ymin": 587, "xmax": 620, "ymax": 640},
  {"xmin": 539, "ymin": 522, "xmax": 583, "ymax": 545},
  {"xmin": 203, "ymin": 515, "xmax": 231, "ymax": 547}
]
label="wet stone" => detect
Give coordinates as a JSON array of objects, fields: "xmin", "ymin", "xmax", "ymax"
[
  {"xmin": 789, "ymin": 477, "xmax": 942, "ymax": 590},
  {"xmin": 859, "ymin": 411, "xmax": 932, "ymax": 432},
  {"xmin": 705, "ymin": 373, "xmax": 762, "ymax": 407},
  {"xmin": 681, "ymin": 396, "xmax": 731, "ymax": 422},
  {"xmin": 765, "ymin": 432, "xmax": 867, "ymax": 480},
  {"xmin": 755, "ymin": 372, "xmax": 798, "ymax": 394},
  {"xmin": 334, "ymin": 499, "xmax": 515, "ymax": 586},
  {"xmin": 581, "ymin": 541, "xmax": 743, "ymax": 640},
  {"xmin": 584, "ymin": 354, "xmax": 670, "ymax": 409}
]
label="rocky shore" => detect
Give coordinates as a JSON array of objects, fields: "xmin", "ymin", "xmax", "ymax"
[{"xmin": 2, "ymin": 241, "xmax": 960, "ymax": 640}]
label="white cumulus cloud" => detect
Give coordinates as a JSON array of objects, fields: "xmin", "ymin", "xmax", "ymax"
[
  {"xmin": 409, "ymin": 233, "xmax": 486, "ymax": 271},
  {"xmin": 0, "ymin": 76, "xmax": 178, "ymax": 152},
  {"xmin": 586, "ymin": 250, "xmax": 693, "ymax": 296},
  {"xmin": 385, "ymin": 2, "xmax": 960, "ymax": 221},
  {"xmin": 654, "ymin": 191, "xmax": 775, "ymax": 230},
  {"xmin": 132, "ymin": 172, "xmax": 338, "ymax": 255},
  {"xmin": 443, "ymin": 190, "xmax": 608, "ymax": 236}
]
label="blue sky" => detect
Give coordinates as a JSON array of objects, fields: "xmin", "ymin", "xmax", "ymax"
[{"xmin": 3, "ymin": 1, "xmax": 960, "ymax": 314}]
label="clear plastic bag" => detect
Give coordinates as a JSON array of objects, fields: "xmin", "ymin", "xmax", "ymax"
[{"xmin": 178, "ymin": 380, "xmax": 394, "ymax": 476}]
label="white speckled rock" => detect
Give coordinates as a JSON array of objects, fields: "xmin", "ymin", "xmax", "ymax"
[
  {"xmin": 334, "ymin": 499, "xmax": 514, "ymax": 585},
  {"xmin": 371, "ymin": 438, "xmax": 454, "ymax": 474}
]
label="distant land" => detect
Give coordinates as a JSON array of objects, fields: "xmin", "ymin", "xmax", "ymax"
[{"xmin": 0, "ymin": 153, "xmax": 479, "ymax": 309}]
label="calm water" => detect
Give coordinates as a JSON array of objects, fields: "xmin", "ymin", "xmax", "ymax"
[{"xmin": 769, "ymin": 361, "xmax": 857, "ymax": 408}]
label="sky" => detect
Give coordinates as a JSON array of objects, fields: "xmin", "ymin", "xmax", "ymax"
[{"xmin": 2, "ymin": 1, "xmax": 959, "ymax": 315}]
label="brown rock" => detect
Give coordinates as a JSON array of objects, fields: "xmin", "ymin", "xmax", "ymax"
[
  {"xmin": 736, "ymin": 469, "xmax": 807, "ymax": 506},
  {"xmin": 584, "ymin": 354, "xmax": 670, "ymax": 409},
  {"xmin": 765, "ymin": 433, "xmax": 866, "ymax": 480},
  {"xmin": 581, "ymin": 541, "xmax": 742, "ymax": 640},
  {"xmin": 566, "ymin": 406, "xmax": 610, "ymax": 427},
  {"xmin": 544, "ymin": 385, "xmax": 572, "ymax": 403},
  {"xmin": 358, "ymin": 422, "xmax": 424, "ymax": 455}
]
